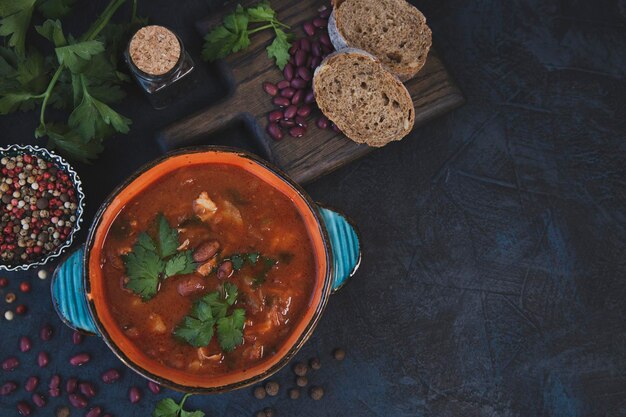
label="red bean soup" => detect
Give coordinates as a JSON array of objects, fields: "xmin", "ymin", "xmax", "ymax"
[{"xmin": 95, "ymin": 160, "xmax": 321, "ymax": 386}]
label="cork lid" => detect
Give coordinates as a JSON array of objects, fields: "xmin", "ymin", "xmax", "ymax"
[{"xmin": 129, "ymin": 25, "xmax": 181, "ymax": 76}]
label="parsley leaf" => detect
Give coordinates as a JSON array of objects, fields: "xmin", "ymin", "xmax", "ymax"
[
  {"xmin": 230, "ymin": 254, "xmax": 245, "ymax": 271},
  {"xmin": 35, "ymin": 19, "xmax": 67, "ymax": 47},
  {"xmin": 55, "ymin": 40, "xmax": 105, "ymax": 73},
  {"xmin": 153, "ymin": 394, "xmax": 205, "ymax": 417},
  {"xmin": 123, "ymin": 216, "xmax": 196, "ymax": 301},
  {"xmin": 0, "ymin": 0, "xmax": 37, "ymax": 57},
  {"xmin": 164, "ymin": 251, "xmax": 195, "ymax": 278},
  {"xmin": 217, "ymin": 308, "xmax": 246, "ymax": 352},
  {"xmin": 266, "ymin": 27, "xmax": 290, "ymax": 69},
  {"xmin": 202, "ymin": 1, "xmax": 291, "ymax": 70},
  {"xmin": 158, "ymin": 213, "xmax": 179, "ymax": 258},
  {"xmin": 174, "ymin": 285, "xmax": 246, "ymax": 352}
]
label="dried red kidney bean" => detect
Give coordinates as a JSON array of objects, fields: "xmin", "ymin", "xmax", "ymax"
[
  {"xmin": 66, "ymin": 377, "xmax": 77, "ymax": 394},
  {"xmin": 19, "ymin": 336, "xmax": 32, "ymax": 352},
  {"xmin": 289, "ymin": 127, "xmax": 306, "ymax": 138},
  {"xmin": 49, "ymin": 388, "xmax": 60, "ymax": 397},
  {"xmin": 0, "ymin": 381, "xmax": 17, "ymax": 395},
  {"xmin": 319, "ymin": 32, "xmax": 331, "ymax": 47},
  {"xmin": 311, "ymin": 41, "xmax": 321, "ymax": 57},
  {"xmin": 38, "ymin": 351, "xmax": 49, "ymax": 367},
  {"xmin": 280, "ymin": 119, "xmax": 296, "ymax": 128},
  {"xmin": 267, "ymin": 123, "xmax": 283, "ymax": 141},
  {"xmin": 0, "ymin": 277, "xmax": 7, "ymax": 287},
  {"xmin": 101, "ymin": 368, "xmax": 121, "ymax": 384},
  {"xmin": 25, "ymin": 376, "xmax": 39, "ymax": 392},
  {"xmin": 313, "ymin": 17, "xmax": 327, "ymax": 28},
  {"xmin": 283, "ymin": 63, "xmax": 295, "ymax": 81},
  {"xmin": 32, "ymin": 393, "xmax": 46, "ymax": 408},
  {"xmin": 217, "ymin": 261, "xmax": 234, "ymax": 280},
  {"xmin": 310, "ymin": 55, "xmax": 322, "ymax": 69},
  {"xmin": 304, "ymin": 89, "xmax": 315, "ymax": 104},
  {"xmin": 272, "ymin": 96, "xmax": 290, "ymax": 107},
  {"xmin": 69, "ymin": 353, "xmax": 90, "ymax": 366},
  {"xmin": 319, "ymin": 8, "xmax": 331, "ymax": 19},
  {"xmin": 297, "ymin": 105, "xmax": 312, "ymax": 118},
  {"xmin": 297, "ymin": 67, "xmax": 311, "ymax": 81},
  {"xmin": 15, "ymin": 304, "xmax": 27, "ymax": 315},
  {"xmin": 79, "ymin": 381, "xmax": 96, "ymax": 398},
  {"xmin": 303, "ymin": 22, "xmax": 315, "ymax": 36},
  {"xmin": 129, "ymin": 387, "xmax": 141, "ymax": 403},
  {"xmin": 295, "ymin": 49, "xmax": 307, "ymax": 67},
  {"xmin": 316, "ymin": 115, "xmax": 330, "ymax": 130},
  {"xmin": 276, "ymin": 80, "xmax": 290, "ymax": 90},
  {"xmin": 280, "ymin": 87, "xmax": 296, "ymax": 98},
  {"xmin": 2, "ymin": 356, "xmax": 19, "ymax": 371},
  {"xmin": 86, "ymin": 406, "xmax": 102, "ymax": 417},
  {"xmin": 295, "ymin": 116, "xmax": 308, "ymax": 128},
  {"xmin": 72, "ymin": 331, "xmax": 84, "ymax": 345},
  {"xmin": 262, "ymin": 82, "xmax": 278, "ymax": 96},
  {"xmin": 284, "ymin": 105, "xmax": 298, "ymax": 119},
  {"xmin": 147, "ymin": 381, "xmax": 161, "ymax": 394},
  {"xmin": 69, "ymin": 393, "xmax": 88, "ymax": 408},
  {"xmin": 40, "ymin": 324, "xmax": 53, "ymax": 341},
  {"xmin": 192, "ymin": 240, "xmax": 220, "ymax": 263},
  {"xmin": 268, "ymin": 110, "xmax": 283, "ymax": 123},
  {"xmin": 48, "ymin": 374, "xmax": 61, "ymax": 389},
  {"xmin": 290, "ymin": 78, "xmax": 307, "ymax": 89},
  {"xmin": 291, "ymin": 90, "xmax": 304, "ymax": 105},
  {"xmin": 17, "ymin": 401, "xmax": 32, "ymax": 415}
]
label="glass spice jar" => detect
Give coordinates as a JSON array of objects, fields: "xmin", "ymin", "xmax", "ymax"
[{"xmin": 125, "ymin": 25, "xmax": 195, "ymax": 110}]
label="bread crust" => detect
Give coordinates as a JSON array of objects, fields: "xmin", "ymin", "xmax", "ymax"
[
  {"xmin": 313, "ymin": 49, "xmax": 415, "ymax": 147},
  {"xmin": 329, "ymin": 0, "xmax": 432, "ymax": 82}
]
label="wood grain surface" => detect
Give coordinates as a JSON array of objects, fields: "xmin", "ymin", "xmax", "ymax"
[{"xmin": 157, "ymin": 0, "xmax": 464, "ymax": 183}]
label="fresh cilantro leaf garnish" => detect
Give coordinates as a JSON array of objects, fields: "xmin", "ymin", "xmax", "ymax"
[
  {"xmin": 174, "ymin": 284, "xmax": 246, "ymax": 352},
  {"xmin": 217, "ymin": 308, "xmax": 245, "ymax": 352},
  {"xmin": 0, "ymin": 0, "xmax": 141, "ymax": 162},
  {"xmin": 153, "ymin": 394, "xmax": 205, "ymax": 417},
  {"xmin": 223, "ymin": 252, "xmax": 276, "ymax": 288},
  {"xmin": 230, "ymin": 254, "xmax": 245, "ymax": 271},
  {"xmin": 123, "ymin": 215, "xmax": 195, "ymax": 301},
  {"xmin": 202, "ymin": 1, "xmax": 292, "ymax": 70}
]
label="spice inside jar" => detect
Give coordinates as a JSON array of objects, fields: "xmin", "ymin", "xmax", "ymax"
[{"xmin": 129, "ymin": 25, "xmax": 181, "ymax": 76}]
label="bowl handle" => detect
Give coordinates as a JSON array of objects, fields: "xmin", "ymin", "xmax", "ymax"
[
  {"xmin": 51, "ymin": 245, "xmax": 99, "ymax": 335},
  {"xmin": 317, "ymin": 205, "xmax": 361, "ymax": 293}
]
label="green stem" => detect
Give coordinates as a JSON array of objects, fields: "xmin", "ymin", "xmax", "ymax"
[
  {"xmin": 273, "ymin": 20, "xmax": 290, "ymax": 29},
  {"xmin": 180, "ymin": 393, "xmax": 192, "ymax": 408},
  {"xmin": 248, "ymin": 23, "xmax": 274, "ymax": 34},
  {"xmin": 131, "ymin": 0, "xmax": 138, "ymax": 21},
  {"xmin": 82, "ymin": 0, "xmax": 127, "ymax": 41},
  {"xmin": 38, "ymin": 65, "xmax": 64, "ymax": 127}
]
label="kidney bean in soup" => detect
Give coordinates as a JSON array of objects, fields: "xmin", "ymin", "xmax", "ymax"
[{"xmin": 100, "ymin": 164, "xmax": 317, "ymax": 375}]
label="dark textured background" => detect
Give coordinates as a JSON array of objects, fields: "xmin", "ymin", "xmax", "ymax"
[{"xmin": 1, "ymin": 0, "xmax": 626, "ymax": 416}]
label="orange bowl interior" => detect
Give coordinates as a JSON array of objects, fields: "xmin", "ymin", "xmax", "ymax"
[{"xmin": 86, "ymin": 150, "xmax": 330, "ymax": 390}]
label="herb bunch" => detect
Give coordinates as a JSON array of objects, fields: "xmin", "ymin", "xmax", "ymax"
[
  {"xmin": 202, "ymin": 1, "xmax": 291, "ymax": 70},
  {"xmin": 174, "ymin": 282, "xmax": 246, "ymax": 352},
  {"xmin": 123, "ymin": 214, "xmax": 196, "ymax": 301},
  {"xmin": 0, "ymin": 0, "xmax": 142, "ymax": 162}
]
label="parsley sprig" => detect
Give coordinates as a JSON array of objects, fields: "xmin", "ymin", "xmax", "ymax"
[
  {"xmin": 174, "ymin": 282, "xmax": 246, "ymax": 352},
  {"xmin": 202, "ymin": 1, "xmax": 292, "ymax": 70},
  {"xmin": 153, "ymin": 394, "xmax": 204, "ymax": 417},
  {"xmin": 123, "ymin": 214, "xmax": 195, "ymax": 301},
  {"xmin": 0, "ymin": 0, "xmax": 142, "ymax": 162},
  {"xmin": 227, "ymin": 252, "xmax": 276, "ymax": 287}
]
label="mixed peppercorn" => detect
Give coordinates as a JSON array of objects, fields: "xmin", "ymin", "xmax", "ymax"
[{"xmin": 0, "ymin": 153, "xmax": 79, "ymax": 266}]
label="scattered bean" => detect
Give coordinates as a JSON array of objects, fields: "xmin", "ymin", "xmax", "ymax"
[
  {"xmin": 297, "ymin": 67, "xmax": 311, "ymax": 81},
  {"xmin": 283, "ymin": 63, "xmax": 295, "ymax": 81},
  {"xmin": 284, "ymin": 105, "xmax": 297, "ymax": 120},
  {"xmin": 268, "ymin": 110, "xmax": 284, "ymax": 123},
  {"xmin": 68, "ymin": 393, "xmax": 88, "ymax": 408},
  {"xmin": 86, "ymin": 406, "xmax": 103, "ymax": 417},
  {"xmin": 17, "ymin": 400, "xmax": 32, "ymax": 415},
  {"xmin": 101, "ymin": 368, "xmax": 120, "ymax": 384},
  {"xmin": 5, "ymin": 292, "xmax": 15, "ymax": 303},
  {"xmin": 15, "ymin": 304, "xmax": 27, "ymax": 315},
  {"xmin": 2, "ymin": 356, "xmax": 19, "ymax": 371},
  {"xmin": 276, "ymin": 80, "xmax": 290, "ymax": 90},
  {"xmin": 129, "ymin": 386, "xmax": 141, "ymax": 403},
  {"xmin": 4, "ymin": 310, "xmax": 14, "ymax": 320},
  {"xmin": 69, "ymin": 353, "xmax": 90, "ymax": 366},
  {"xmin": 40, "ymin": 324, "xmax": 53, "ymax": 341},
  {"xmin": 147, "ymin": 381, "xmax": 161, "ymax": 394},
  {"xmin": 79, "ymin": 381, "xmax": 97, "ymax": 398},
  {"xmin": 38, "ymin": 351, "xmax": 49, "ymax": 367},
  {"xmin": 217, "ymin": 261, "xmax": 234, "ymax": 279},
  {"xmin": 309, "ymin": 357, "xmax": 321, "ymax": 370},
  {"xmin": 267, "ymin": 122, "xmax": 283, "ymax": 141},
  {"xmin": 48, "ymin": 374, "xmax": 61, "ymax": 389},
  {"xmin": 37, "ymin": 269, "xmax": 48, "ymax": 280},
  {"xmin": 289, "ymin": 127, "xmax": 306, "ymax": 138},
  {"xmin": 310, "ymin": 386, "xmax": 324, "ymax": 400},
  {"xmin": 0, "ymin": 277, "xmax": 7, "ymax": 287},
  {"xmin": 290, "ymin": 78, "xmax": 307, "ymax": 89},
  {"xmin": 265, "ymin": 381, "xmax": 279, "ymax": 396},
  {"xmin": 272, "ymin": 97, "xmax": 290, "ymax": 107},
  {"xmin": 19, "ymin": 336, "xmax": 32, "ymax": 352},
  {"xmin": 313, "ymin": 17, "xmax": 327, "ymax": 28},
  {"xmin": 263, "ymin": 407, "xmax": 276, "ymax": 417},
  {"xmin": 303, "ymin": 22, "xmax": 315, "ymax": 36},
  {"xmin": 280, "ymin": 119, "xmax": 296, "ymax": 128},
  {"xmin": 32, "ymin": 393, "xmax": 46, "ymax": 408},
  {"xmin": 56, "ymin": 406, "xmax": 70, "ymax": 417},
  {"xmin": 19, "ymin": 281, "xmax": 31, "ymax": 292},
  {"xmin": 0, "ymin": 381, "xmax": 17, "ymax": 395},
  {"xmin": 66, "ymin": 377, "xmax": 77, "ymax": 394},
  {"xmin": 25, "ymin": 376, "xmax": 39, "ymax": 392},
  {"xmin": 72, "ymin": 331, "xmax": 84, "ymax": 345},
  {"xmin": 253, "ymin": 385, "xmax": 266, "ymax": 400}
]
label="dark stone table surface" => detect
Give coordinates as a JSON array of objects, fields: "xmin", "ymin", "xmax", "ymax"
[{"xmin": 1, "ymin": 0, "xmax": 625, "ymax": 416}]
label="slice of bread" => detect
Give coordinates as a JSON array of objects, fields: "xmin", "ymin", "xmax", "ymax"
[
  {"xmin": 313, "ymin": 49, "xmax": 414, "ymax": 147},
  {"xmin": 328, "ymin": 0, "xmax": 432, "ymax": 81}
]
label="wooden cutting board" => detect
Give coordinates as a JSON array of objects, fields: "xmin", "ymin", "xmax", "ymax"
[{"xmin": 157, "ymin": 0, "xmax": 464, "ymax": 184}]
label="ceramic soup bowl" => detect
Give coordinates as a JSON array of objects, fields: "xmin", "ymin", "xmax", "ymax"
[{"xmin": 52, "ymin": 147, "xmax": 360, "ymax": 393}]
